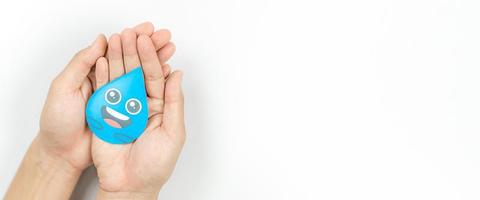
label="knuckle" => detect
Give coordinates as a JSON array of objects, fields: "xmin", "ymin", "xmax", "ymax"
[{"xmin": 145, "ymin": 72, "xmax": 164, "ymax": 82}]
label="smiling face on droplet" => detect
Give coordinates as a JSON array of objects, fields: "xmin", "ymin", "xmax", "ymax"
[
  {"xmin": 86, "ymin": 68, "xmax": 149, "ymax": 144},
  {"xmin": 101, "ymin": 88, "xmax": 142, "ymax": 128}
]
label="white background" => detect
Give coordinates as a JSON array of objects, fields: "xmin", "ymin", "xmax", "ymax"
[{"xmin": 1, "ymin": 0, "xmax": 480, "ymax": 199}]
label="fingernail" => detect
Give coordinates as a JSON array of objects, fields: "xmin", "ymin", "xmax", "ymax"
[{"xmin": 91, "ymin": 34, "xmax": 102, "ymax": 46}]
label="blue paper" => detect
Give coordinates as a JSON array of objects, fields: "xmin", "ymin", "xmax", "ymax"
[{"xmin": 86, "ymin": 67, "xmax": 148, "ymax": 144}]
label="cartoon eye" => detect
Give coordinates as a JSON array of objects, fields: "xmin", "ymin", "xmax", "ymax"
[
  {"xmin": 105, "ymin": 88, "xmax": 122, "ymax": 105},
  {"xmin": 125, "ymin": 98, "xmax": 142, "ymax": 115}
]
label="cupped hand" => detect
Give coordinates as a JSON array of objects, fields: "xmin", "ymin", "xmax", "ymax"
[
  {"xmin": 38, "ymin": 22, "xmax": 178, "ymax": 174},
  {"xmin": 91, "ymin": 27, "xmax": 185, "ymax": 198},
  {"xmin": 38, "ymin": 34, "xmax": 108, "ymax": 171}
]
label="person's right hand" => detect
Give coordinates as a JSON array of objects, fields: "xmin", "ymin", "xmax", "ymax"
[{"xmin": 91, "ymin": 29, "xmax": 185, "ymax": 200}]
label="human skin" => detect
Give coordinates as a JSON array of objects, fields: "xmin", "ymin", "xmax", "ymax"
[
  {"xmin": 92, "ymin": 32, "xmax": 185, "ymax": 200},
  {"xmin": 4, "ymin": 22, "xmax": 182, "ymax": 200}
]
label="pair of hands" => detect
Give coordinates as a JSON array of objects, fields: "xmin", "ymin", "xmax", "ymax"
[{"xmin": 6, "ymin": 22, "xmax": 185, "ymax": 200}]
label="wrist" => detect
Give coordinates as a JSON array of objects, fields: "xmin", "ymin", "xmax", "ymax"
[
  {"xmin": 31, "ymin": 135, "xmax": 85, "ymax": 176},
  {"xmin": 96, "ymin": 189, "xmax": 159, "ymax": 200},
  {"xmin": 35, "ymin": 130, "xmax": 90, "ymax": 172},
  {"xmin": 5, "ymin": 136, "xmax": 83, "ymax": 199}
]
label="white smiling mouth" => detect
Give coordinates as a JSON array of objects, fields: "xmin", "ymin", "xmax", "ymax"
[{"xmin": 105, "ymin": 106, "xmax": 130, "ymax": 120}]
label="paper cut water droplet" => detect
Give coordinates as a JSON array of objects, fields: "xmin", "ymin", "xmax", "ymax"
[{"xmin": 86, "ymin": 67, "xmax": 148, "ymax": 144}]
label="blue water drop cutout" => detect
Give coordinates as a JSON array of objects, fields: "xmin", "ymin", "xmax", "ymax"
[{"xmin": 86, "ymin": 67, "xmax": 148, "ymax": 144}]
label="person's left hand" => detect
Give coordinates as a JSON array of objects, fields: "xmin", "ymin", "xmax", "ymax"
[{"xmin": 38, "ymin": 34, "xmax": 108, "ymax": 172}]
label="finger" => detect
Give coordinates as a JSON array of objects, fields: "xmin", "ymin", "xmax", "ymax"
[
  {"xmin": 107, "ymin": 34, "xmax": 125, "ymax": 80},
  {"xmin": 162, "ymin": 70, "xmax": 185, "ymax": 140},
  {"xmin": 162, "ymin": 63, "xmax": 171, "ymax": 78},
  {"xmin": 150, "ymin": 29, "xmax": 171, "ymax": 51},
  {"xmin": 87, "ymin": 68, "xmax": 96, "ymax": 90},
  {"xmin": 133, "ymin": 22, "xmax": 154, "ymax": 36},
  {"xmin": 57, "ymin": 35, "xmax": 107, "ymax": 90},
  {"xmin": 157, "ymin": 42, "xmax": 176, "ymax": 64},
  {"xmin": 121, "ymin": 28, "xmax": 141, "ymax": 73},
  {"xmin": 138, "ymin": 35, "xmax": 165, "ymax": 100},
  {"xmin": 95, "ymin": 57, "xmax": 109, "ymax": 89}
]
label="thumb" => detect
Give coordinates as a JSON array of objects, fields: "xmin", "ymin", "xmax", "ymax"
[
  {"xmin": 162, "ymin": 70, "xmax": 185, "ymax": 141},
  {"xmin": 55, "ymin": 35, "xmax": 107, "ymax": 90}
]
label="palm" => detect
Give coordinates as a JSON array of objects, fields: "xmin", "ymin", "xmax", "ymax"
[
  {"xmin": 91, "ymin": 32, "xmax": 184, "ymax": 193},
  {"xmin": 92, "ymin": 112, "xmax": 183, "ymax": 192}
]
